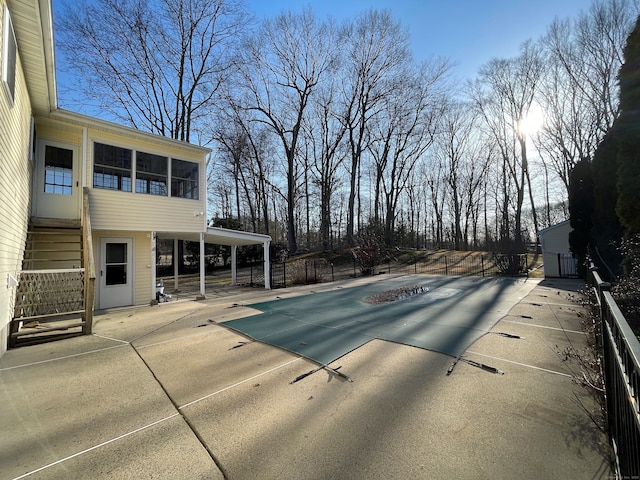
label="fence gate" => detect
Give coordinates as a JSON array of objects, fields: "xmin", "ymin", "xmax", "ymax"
[
  {"xmin": 558, "ymin": 253, "xmax": 578, "ymax": 278},
  {"xmin": 270, "ymin": 262, "xmax": 286, "ymax": 288}
]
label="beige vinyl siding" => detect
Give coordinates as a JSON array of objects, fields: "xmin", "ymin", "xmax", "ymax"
[
  {"xmin": 93, "ymin": 231, "xmax": 153, "ymax": 307},
  {"xmin": 0, "ymin": 0, "xmax": 32, "ymax": 355},
  {"xmin": 33, "ymin": 120, "xmax": 82, "ymax": 147},
  {"xmin": 86, "ymin": 130, "xmax": 206, "ymax": 231},
  {"xmin": 132, "ymin": 231, "xmax": 153, "ymax": 305},
  {"xmin": 33, "ymin": 117, "xmax": 207, "ymax": 231},
  {"xmin": 89, "ymin": 189, "xmax": 205, "ymax": 232}
]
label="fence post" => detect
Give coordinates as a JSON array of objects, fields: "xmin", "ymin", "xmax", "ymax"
[
  {"xmin": 481, "ymin": 255, "xmax": 485, "ymax": 277},
  {"xmin": 331, "ymin": 263, "xmax": 334, "ymax": 282}
]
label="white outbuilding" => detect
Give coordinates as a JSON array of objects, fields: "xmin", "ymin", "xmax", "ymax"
[{"xmin": 537, "ymin": 220, "xmax": 578, "ymax": 278}]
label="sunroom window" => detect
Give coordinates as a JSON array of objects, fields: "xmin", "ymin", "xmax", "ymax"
[
  {"xmin": 171, "ymin": 159, "xmax": 199, "ymax": 199},
  {"xmin": 136, "ymin": 151, "xmax": 167, "ymax": 196},
  {"xmin": 93, "ymin": 142, "xmax": 132, "ymax": 191}
]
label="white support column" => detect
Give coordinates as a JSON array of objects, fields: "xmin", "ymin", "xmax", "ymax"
[
  {"xmin": 173, "ymin": 238, "xmax": 179, "ymax": 291},
  {"xmin": 264, "ymin": 239, "xmax": 271, "ymax": 290},
  {"xmin": 199, "ymin": 233, "xmax": 205, "ymax": 298},
  {"xmin": 151, "ymin": 232, "xmax": 157, "ymax": 303},
  {"xmin": 231, "ymin": 245, "xmax": 237, "ymax": 286}
]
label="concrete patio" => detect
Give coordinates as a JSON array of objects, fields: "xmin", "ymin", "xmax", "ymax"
[{"xmin": 0, "ymin": 275, "xmax": 612, "ymax": 479}]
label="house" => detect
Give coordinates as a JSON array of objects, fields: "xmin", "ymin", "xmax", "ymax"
[
  {"xmin": 537, "ymin": 220, "xmax": 577, "ymax": 278},
  {"xmin": 0, "ymin": 0, "xmax": 271, "ymax": 356}
]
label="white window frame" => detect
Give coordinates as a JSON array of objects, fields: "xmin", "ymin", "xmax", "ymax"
[
  {"xmin": 170, "ymin": 158, "xmax": 199, "ymax": 200},
  {"xmin": 135, "ymin": 150, "xmax": 168, "ymax": 196},
  {"xmin": 93, "ymin": 141, "xmax": 133, "ymax": 192}
]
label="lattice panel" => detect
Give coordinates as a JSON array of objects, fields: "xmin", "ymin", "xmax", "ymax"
[{"xmin": 14, "ymin": 270, "xmax": 85, "ymax": 318}]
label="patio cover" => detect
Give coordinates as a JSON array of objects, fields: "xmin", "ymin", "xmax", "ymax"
[{"xmin": 155, "ymin": 227, "xmax": 272, "ymax": 296}]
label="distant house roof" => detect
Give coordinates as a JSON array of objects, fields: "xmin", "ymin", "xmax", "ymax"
[{"xmin": 537, "ymin": 219, "xmax": 571, "ymax": 237}]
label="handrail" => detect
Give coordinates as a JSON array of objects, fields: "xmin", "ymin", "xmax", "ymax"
[
  {"xmin": 589, "ymin": 262, "xmax": 640, "ymax": 478},
  {"xmin": 82, "ymin": 187, "xmax": 96, "ymax": 334}
]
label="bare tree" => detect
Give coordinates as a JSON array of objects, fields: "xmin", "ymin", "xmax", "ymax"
[
  {"xmin": 340, "ymin": 10, "xmax": 412, "ymax": 246},
  {"xmin": 236, "ymin": 9, "xmax": 339, "ymax": 253},
  {"xmin": 212, "ymin": 98, "xmax": 276, "ymax": 234},
  {"xmin": 303, "ymin": 72, "xmax": 349, "ymax": 251},
  {"xmin": 422, "ymin": 157, "xmax": 447, "ymax": 248},
  {"xmin": 367, "ymin": 60, "xmax": 450, "ymax": 246},
  {"xmin": 431, "ymin": 98, "xmax": 487, "ymax": 249},
  {"xmin": 537, "ymin": 0, "xmax": 638, "ymax": 193},
  {"xmin": 57, "ymin": 0, "xmax": 249, "ymax": 142},
  {"xmin": 469, "ymin": 41, "xmax": 544, "ymax": 249}
]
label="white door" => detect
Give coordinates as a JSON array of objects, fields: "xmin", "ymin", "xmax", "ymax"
[
  {"xmin": 100, "ymin": 238, "xmax": 133, "ymax": 309},
  {"xmin": 34, "ymin": 140, "xmax": 80, "ymax": 219}
]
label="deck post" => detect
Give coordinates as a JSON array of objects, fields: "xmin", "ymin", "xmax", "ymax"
[
  {"xmin": 150, "ymin": 232, "xmax": 156, "ymax": 303},
  {"xmin": 264, "ymin": 239, "xmax": 271, "ymax": 290},
  {"xmin": 199, "ymin": 233, "xmax": 205, "ymax": 297},
  {"xmin": 173, "ymin": 238, "xmax": 179, "ymax": 291},
  {"xmin": 231, "ymin": 245, "xmax": 237, "ymax": 286}
]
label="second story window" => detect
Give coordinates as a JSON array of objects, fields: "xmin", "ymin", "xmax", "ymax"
[
  {"xmin": 171, "ymin": 159, "xmax": 199, "ymax": 200},
  {"xmin": 93, "ymin": 142, "xmax": 132, "ymax": 191},
  {"xmin": 92, "ymin": 142, "xmax": 200, "ymax": 200},
  {"xmin": 136, "ymin": 151, "xmax": 167, "ymax": 196}
]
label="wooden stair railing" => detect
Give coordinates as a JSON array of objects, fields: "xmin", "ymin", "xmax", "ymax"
[
  {"xmin": 9, "ymin": 188, "xmax": 96, "ymax": 346},
  {"xmin": 82, "ymin": 187, "xmax": 96, "ymax": 334}
]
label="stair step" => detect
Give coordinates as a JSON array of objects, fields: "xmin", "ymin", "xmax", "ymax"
[
  {"xmin": 11, "ymin": 321, "xmax": 85, "ymax": 338},
  {"xmin": 30, "ymin": 217, "xmax": 81, "ymax": 228},
  {"xmin": 13, "ymin": 310, "xmax": 86, "ymax": 322},
  {"xmin": 28, "ymin": 230, "xmax": 81, "ymax": 233},
  {"xmin": 24, "ymin": 252, "xmax": 82, "ymax": 256}
]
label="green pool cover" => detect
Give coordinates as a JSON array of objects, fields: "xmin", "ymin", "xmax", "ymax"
[{"xmin": 223, "ymin": 275, "xmax": 530, "ymax": 366}]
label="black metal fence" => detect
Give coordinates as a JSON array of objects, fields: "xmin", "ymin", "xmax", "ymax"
[
  {"xmin": 589, "ymin": 264, "xmax": 640, "ymax": 478},
  {"xmin": 254, "ymin": 253, "xmax": 528, "ymax": 289},
  {"xmin": 347, "ymin": 253, "xmax": 528, "ymax": 279},
  {"xmin": 406, "ymin": 253, "xmax": 528, "ymax": 278}
]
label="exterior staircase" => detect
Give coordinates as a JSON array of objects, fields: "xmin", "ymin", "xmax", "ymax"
[
  {"xmin": 10, "ymin": 189, "xmax": 96, "ymax": 347},
  {"xmin": 23, "ymin": 222, "xmax": 83, "ymax": 270}
]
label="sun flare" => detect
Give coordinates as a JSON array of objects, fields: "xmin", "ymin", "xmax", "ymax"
[{"xmin": 518, "ymin": 103, "xmax": 545, "ymax": 136}]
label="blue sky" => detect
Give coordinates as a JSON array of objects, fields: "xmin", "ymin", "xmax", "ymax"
[
  {"xmin": 52, "ymin": 0, "xmax": 592, "ymax": 108},
  {"xmin": 245, "ymin": 0, "xmax": 591, "ymax": 80}
]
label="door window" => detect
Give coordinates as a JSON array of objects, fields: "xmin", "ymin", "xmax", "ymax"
[
  {"xmin": 105, "ymin": 243, "xmax": 128, "ymax": 285},
  {"xmin": 44, "ymin": 145, "xmax": 74, "ymax": 195}
]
